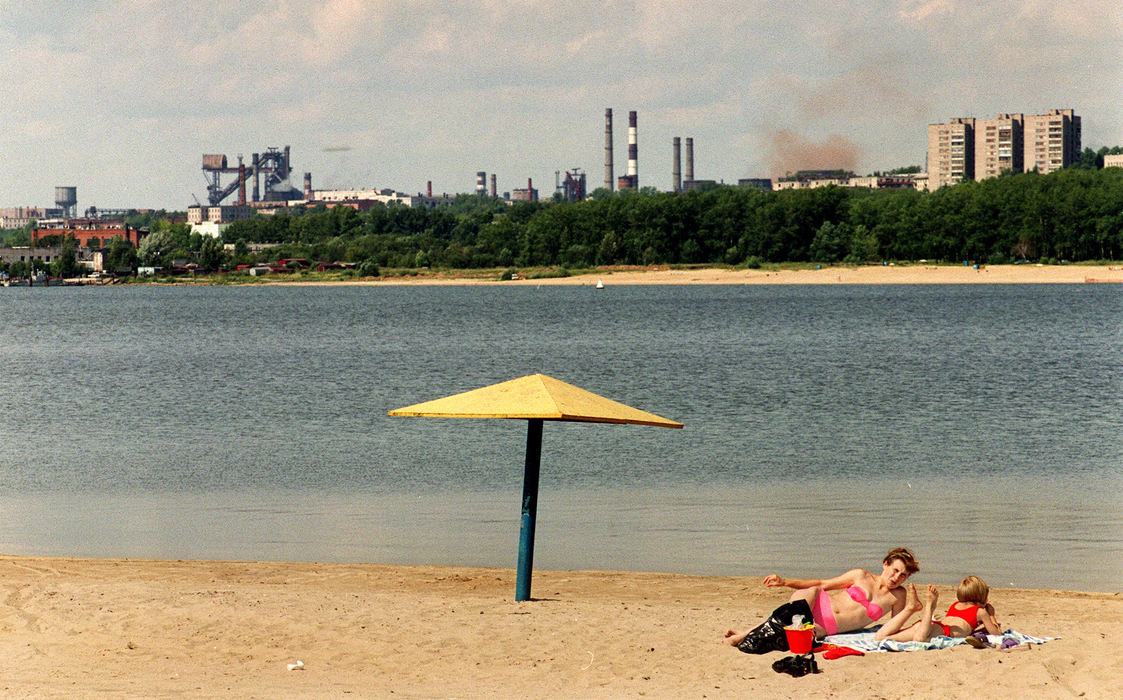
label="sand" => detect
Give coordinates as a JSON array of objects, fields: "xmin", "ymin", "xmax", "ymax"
[
  {"xmin": 1, "ymin": 556, "xmax": 1118, "ymax": 698},
  {"xmin": 257, "ymin": 263, "xmax": 1123, "ymax": 287}
]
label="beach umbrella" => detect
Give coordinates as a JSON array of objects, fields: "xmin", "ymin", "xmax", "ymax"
[{"xmin": 389, "ymin": 373, "xmax": 683, "ymax": 601}]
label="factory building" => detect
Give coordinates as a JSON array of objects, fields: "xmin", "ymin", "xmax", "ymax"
[
  {"xmin": 31, "ymin": 220, "xmax": 144, "ymax": 247},
  {"xmin": 560, "ymin": 170, "xmax": 586, "ymax": 202},
  {"xmin": 511, "ymin": 179, "xmax": 538, "ymax": 202}
]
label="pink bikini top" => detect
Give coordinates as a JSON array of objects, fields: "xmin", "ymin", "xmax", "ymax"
[{"xmin": 846, "ymin": 586, "xmax": 884, "ymax": 619}]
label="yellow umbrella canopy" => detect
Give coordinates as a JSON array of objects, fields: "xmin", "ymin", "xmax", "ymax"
[
  {"xmin": 389, "ymin": 373, "xmax": 682, "ymax": 601},
  {"xmin": 389, "ymin": 373, "xmax": 683, "ymax": 428}
]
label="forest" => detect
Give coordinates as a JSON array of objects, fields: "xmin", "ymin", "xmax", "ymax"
[{"xmin": 217, "ymin": 166, "xmax": 1123, "ymax": 269}]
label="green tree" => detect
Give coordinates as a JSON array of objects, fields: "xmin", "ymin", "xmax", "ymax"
[
  {"xmin": 51, "ymin": 234, "xmax": 81, "ymax": 278},
  {"xmin": 198, "ymin": 236, "xmax": 226, "ymax": 271},
  {"xmin": 809, "ymin": 221, "xmax": 849, "ymax": 262},
  {"xmin": 105, "ymin": 236, "xmax": 139, "ymax": 273}
]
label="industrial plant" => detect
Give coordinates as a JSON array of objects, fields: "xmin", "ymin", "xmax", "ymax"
[{"xmin": 2, "ymin": 105, "xmax": 1090, "ymax": 257}]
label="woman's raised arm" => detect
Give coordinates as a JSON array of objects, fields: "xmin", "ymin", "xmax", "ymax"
[{"xmin": 764, "ymin": 569, "xmax": 863, "ymax": 591}]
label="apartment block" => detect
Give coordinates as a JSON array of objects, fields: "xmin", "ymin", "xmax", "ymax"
[
  {"xmin": 975, "ymin": 114, "xmax": 1024, "ymax": 180},
  {"xmin": 927, "ymin": 109, "xmax": 1081, "ymax": 189},
  {"xmin": 1023, "ymin": 109, "xmax": 1081, "ymax": 174},
  {"xmin": 927, "ymin": 118, "xmax": 975, "ymax": 190}
]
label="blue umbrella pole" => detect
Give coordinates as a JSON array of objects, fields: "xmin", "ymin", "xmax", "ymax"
[{"xmin": 515, "ymin": 418, "xmax": 543, "ymax": 601}]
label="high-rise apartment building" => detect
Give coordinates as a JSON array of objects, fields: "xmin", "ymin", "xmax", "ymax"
[
  {"xmin": 926, "ymin": 109, "xmax": 1080, "ymax": 190},
  {"xmin": 927, "ymin": 117, "xmax": 974, "ymax": 190},
  {"xmin": 1023, "ymin": 109, "xmax": 1081, "ymax": 174},
  {"xmin": 975, "ymin": 113, "xmax": 1024, "ymax": 180}
]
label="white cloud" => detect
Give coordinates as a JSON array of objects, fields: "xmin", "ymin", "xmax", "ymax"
[{"xmin": 1, "ymin": 0, "xmax": 1119, "ymax": 208}]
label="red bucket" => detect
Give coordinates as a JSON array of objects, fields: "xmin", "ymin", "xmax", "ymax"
[{"xmin": 784, "ymin": 625, "xmax": 815, "ymax": 654}]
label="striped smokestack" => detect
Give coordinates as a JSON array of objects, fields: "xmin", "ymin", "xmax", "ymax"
[
  {"xmin": 673, "ymin": 137, "xmax": 681, "ymax": 193},
  {"xmin": 685, "ymin": 137, "xmax": 694, "ymax": 183},
  {"xmin": 604, "ymin": 108, "xmax": 614, "ymax": 191},
  {"xmin": 627, "ymin": 110, "xmax": 638, "ymax": 186}
]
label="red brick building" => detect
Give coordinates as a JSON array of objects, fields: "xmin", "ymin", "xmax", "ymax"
[{"xmin": 32, "ymin": 220, "xmax": 145, "ymax": 248}]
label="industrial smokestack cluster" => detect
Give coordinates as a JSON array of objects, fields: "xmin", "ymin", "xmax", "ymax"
[
  {"xmin": 606, "ymin": 109, "xmax": 639, "ymax": 191},
  {"xmin": 604, "ymin": 109, "xmax": 699, "ymax": 193},
  {"xmin": 671, "ymin": 136, "xmax": 696, "ymax": 192}
]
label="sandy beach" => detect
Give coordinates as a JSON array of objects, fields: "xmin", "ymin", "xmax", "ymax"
[
  {"xmin": 1, "ymin": 556, "xmax": 1118, "ymax": 698},
  {"xmin": 259, "ymin": 263, "xmax": 1123, "ymax": 287}
]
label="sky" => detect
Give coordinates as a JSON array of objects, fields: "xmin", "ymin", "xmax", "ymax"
[{"xmin": 1, "ymin": 0, "xmax": 1121, "ymax": 212}]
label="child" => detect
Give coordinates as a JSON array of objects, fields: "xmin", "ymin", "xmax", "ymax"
[{"xmin": 874, "ymin": 575, "xmax": 1002, "ymax": 643}]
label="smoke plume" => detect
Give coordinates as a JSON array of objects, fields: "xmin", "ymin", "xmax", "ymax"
[{"xmin": 764, "ymin": 129, "xmax": 860, "ymax": 177}]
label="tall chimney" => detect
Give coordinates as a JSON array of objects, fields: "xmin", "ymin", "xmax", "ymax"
[
  {"xmin": 476, "ymin": 171, "xmax": 487, "ymax": 196},
  {"xmin": 604, "ymin": 108, "xmax": 614, "ymax": 191},
  {"xmin": 490, "ymin": 174, "xmax": 497, "ymax": 198},
  {"xmin": 628, "ymin": 110, "xmax": 638, "ymax": 187},
  {"xmin": 673, "ymin": 137, "xmax": 681, "ymax": 193},
  {"xmin": 303, "ymin": 172, "xmax": 312, "ymax": 201},
  {"xmin": 685, "ymin": 137, "xmax": 694, "ymax": 183},
  {"xmin": 238, "ymin": 156, "xmax": 247, "ymax": 205},
  {"xmin": 252, "ymin": 153, "xmax": 260, "ymax": 202},
  {"xmin": 427, "ymin": 180, "xmax": 432, "ymax": 198}
]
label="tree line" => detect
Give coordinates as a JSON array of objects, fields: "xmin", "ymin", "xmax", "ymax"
[
  {"xmin": 219, "ymin": 166, "xmax": 1123, "ymax": 268},
  {"xmin": 4, "ymin": 161, "xmax": 1121, "ymax": 278}
]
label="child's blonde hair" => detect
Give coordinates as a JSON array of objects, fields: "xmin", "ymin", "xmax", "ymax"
[{"xmin": 956, "ymin": 575, "xmax": 989, "ymax": 605}]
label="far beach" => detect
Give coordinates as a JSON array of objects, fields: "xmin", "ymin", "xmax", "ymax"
[
  {"xmin": 1, "ymin": 556, "xmax": 1119, "ymax": 698},
  {"xmin": 258, "ymin": 262, "xmax": 1123, "ymax": 287}
]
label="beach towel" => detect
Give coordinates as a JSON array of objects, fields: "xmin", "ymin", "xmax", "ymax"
[{"xmin": 822, "ymin": 627, "xmax": 1054, "ymax": 653}]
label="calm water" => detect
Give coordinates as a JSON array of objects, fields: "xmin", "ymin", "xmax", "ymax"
[{"xmin": 0, "ymin": 283, "xmax": 1120, "ymax": 591}]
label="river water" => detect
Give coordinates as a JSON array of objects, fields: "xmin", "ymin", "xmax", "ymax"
[{"xmin": 1, "ymin": 283, "xmax": 1119, "ymax": 591}]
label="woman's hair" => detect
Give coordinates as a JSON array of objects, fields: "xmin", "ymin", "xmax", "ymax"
[
  {"xmin": 957, "ymin": 575, "xmax": 990, "ymax": 604},
  {"xmin": 883, "ymin": 547, "xmax": 920, "ymax": 574}
]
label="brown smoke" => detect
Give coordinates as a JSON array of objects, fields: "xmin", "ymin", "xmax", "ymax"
[{"xmin": 764, "ymin": 129, "xmax": 860, "ymax": 177}]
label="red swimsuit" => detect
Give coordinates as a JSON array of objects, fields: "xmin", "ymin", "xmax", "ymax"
[{"xmin": 936, "ymin": 603, "xmax": 980, "ymax": 636}]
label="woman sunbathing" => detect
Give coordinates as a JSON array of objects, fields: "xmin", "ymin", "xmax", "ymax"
[{"xmin": 723, "ymin": 547, "xmax": 920, "ymax": 653}]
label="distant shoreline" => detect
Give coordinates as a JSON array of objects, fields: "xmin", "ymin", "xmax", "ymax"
[{"xmin": 260, "ymin": 263, "xmax": 1123, "ymax": 287}]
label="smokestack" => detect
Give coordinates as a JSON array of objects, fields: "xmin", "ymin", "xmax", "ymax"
[
  {"xmin": 673, "ymin": 137, "xmax": 681, "ymax": 193},
  {"xmin": 476, "ymin": 171, "xmax": 487, "ymax": 196},
  {"xmin": 628, "ymin": 110, "xmax": 638, "ymax": 187},
  {"xmin": 604, "ymin": 108, "xmax": 614, "ymax": 191},
  {"xmin": 252, "ymin": 153, "xmax": 260, "ymax": 202},
  {"xmin": 490, "ymin": 174, "xmax": 497, "ymax": 198},
  {"xmin": 303, "ymin": 172, "xmax": 312, "ymax": 201},
  {"xmin": 238, "ymin": 156, "xmax": 247, "ymax": 205},
  {"xmin": 427, "ymin": 180, "xmax": 432, "ymax": 198},
  {"xmin": 685, "ymin": 138, "xmax": 694, "ymax": 183}
]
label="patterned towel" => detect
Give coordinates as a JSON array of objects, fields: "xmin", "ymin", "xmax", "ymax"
[{"xmin": 822, "ymin": 627, "xmax": 1055, "ymax": 652}]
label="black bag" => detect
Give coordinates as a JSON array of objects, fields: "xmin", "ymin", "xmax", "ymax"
[{"xmin": 736, "ymin": 599, "xmax": 813, "ymax": 654}]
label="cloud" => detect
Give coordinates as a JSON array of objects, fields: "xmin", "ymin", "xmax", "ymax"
[{"xmin": 1, "ymin": 1, "xmax": 1119, "ymax": 209}]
